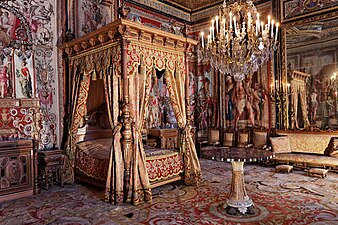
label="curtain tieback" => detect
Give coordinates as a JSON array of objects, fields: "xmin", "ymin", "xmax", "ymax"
[
  {"xmin": 180, "ymin": 124, "xmax": 191, "ymax": 136},
  {"xmin": 113, "ymin": 123, "xmax": 122, "ymax": 137},
  {"xmin": 179, "ymin": 124, "xmax": 191, "ymax": 153}
]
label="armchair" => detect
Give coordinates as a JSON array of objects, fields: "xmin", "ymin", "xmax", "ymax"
[{"xmin": 198, "ymin": 129, "xmax": 220, "ymax": 158}]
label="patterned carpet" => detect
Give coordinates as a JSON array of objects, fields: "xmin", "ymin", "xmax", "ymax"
[{"xmin": 1, "ymin": 159, "xmax": 337, "ymax": 225}]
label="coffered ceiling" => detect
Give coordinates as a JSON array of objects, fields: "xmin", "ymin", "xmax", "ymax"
[
  {"xmin": 161, "ymin": 0, "xmax": 223, "ymax": 12},
  {"xmin": 286, "ymin": 17, "xmax": 338, "ymax": 49}
]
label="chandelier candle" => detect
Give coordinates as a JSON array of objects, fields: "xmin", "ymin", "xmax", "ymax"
[{"xmin": 199, "ymin": 0, "xmax": 279, "ymax": 82}]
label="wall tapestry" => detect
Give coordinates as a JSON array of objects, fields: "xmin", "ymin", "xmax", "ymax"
[
  {"xmin": 77, "ymin": 0, "xmax": 113, "ymax": 36},
  {"xmin": 196, "ymin": 64, "xmax": 213, "ymax": 131}
]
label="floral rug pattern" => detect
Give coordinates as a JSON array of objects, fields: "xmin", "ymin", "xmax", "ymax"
[{"xmin": 1, "ymin": 159, "xmax": 337, "ymax": 225}]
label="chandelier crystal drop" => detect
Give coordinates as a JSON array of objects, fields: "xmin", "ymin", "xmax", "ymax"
[{"xmin": 198, "ymin": 0, "xmax": 279, "ymax": 81}]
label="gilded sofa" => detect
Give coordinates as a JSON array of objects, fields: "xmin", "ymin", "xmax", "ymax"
[{"xmin": 268, "ymin": 131, "xmax": 338, "ymax": 171}]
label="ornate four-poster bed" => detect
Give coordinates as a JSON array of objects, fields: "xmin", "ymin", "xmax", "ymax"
[{"xmin": 60, "ymin": 19, "xmax": 201, "ymax": 205}]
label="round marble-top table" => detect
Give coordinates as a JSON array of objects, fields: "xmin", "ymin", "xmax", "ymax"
[{"xmin": 202, "ymin": 147, "xmax": 274, "ymax": 215}]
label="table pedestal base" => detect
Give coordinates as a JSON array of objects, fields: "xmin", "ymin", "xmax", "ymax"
[{"xmin": 225, "ymin": 161, "xmax": 254, "ymax": 215}]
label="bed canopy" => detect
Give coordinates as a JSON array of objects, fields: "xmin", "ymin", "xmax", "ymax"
[{"xmin": 60, "ymin": 19, "xmax": 201, "ymax": 205}]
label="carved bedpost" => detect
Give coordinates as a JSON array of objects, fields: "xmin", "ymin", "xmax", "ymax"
[
  {"xmin": 185, "ymin": 43, "xmax": 191, "ymax": 124},
  {"xmin": 120, "ymin": 35, "xmax": 132, "ymax": 201},
  {"xmin": 121, "ymin": 99, "xmax": 132, "ymax": 201}
]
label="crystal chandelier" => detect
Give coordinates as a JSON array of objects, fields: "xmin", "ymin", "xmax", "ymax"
[{"xmin": 199, "ymin": 0, "xmax": 279, "ymax": 82}]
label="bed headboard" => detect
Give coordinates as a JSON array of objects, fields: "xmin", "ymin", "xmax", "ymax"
[{"xmin": 77, "ymin": 103, "xmax": 113, "ymax": 142}]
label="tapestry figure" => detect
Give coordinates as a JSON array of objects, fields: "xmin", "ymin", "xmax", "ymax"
[
  {"xmin": 233, "ymin": 80, "xmax": 254, "ymax": 128},
  {"xmin": 225, "ymin": 76, "xmax": 234, "ymax": 127},
  {"xmin": 252, "ymin": 83, "xmax": 266, "ymax": 124},
  {"xmin": 0, "ymin": 10, "xmax": 13, "ymax": 35},
  {"xmin": 310, "ymin": 88, "xmax": 318, "ymax": 122},
  {"xmin": 19, "ymin": 61, "xmax": 32, "ymax": 98},
  {"xmin": 81, "ymin": 1, "xmax": 107, "ymax": 34},
  {"xmin": 0, "ymin": 65, "xmax": 8, "ymax": 98}
]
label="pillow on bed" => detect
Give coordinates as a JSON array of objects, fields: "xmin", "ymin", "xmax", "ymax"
[
  {"xmin": 269, "ymin": 136, "xmax": 291, "ymax": 153},
  {"xmin": 99, "ymin": 113, "xmax": 110, "ymax": 129}
]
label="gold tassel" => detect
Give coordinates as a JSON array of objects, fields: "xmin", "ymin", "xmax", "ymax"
[
  {"xmin": 110, "ymin": 65, "xmax": 113, "ymax": 76},
  {"xmin": 92, "ymin": 69, "xmax": 97, "ymax": 81},
  {"xmin": 140, "ymin": 55, "xmax": 145, "ymax": 75},
  {"xmin": 99, "ymin": 69, "xmax": 103, "ymax": 79},
  {"xmin": 164, "ymin": 69, "xmax": 169, "ymax": 79},
  {"xmin": 140, "ymin": 64, "xmax": 145, "ymax": 76},
  {"xmin": 152, "ymin": 64, "xmax": 156, "ymax": 78}
]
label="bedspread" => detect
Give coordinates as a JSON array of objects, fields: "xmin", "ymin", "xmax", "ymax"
[
  {"xmin": 76, "ymin": 138, "xmax": 183, "ymax": 182},
  {"xmin": 76, "ymin": 138, "xmax": 111, "ymax": 180}
]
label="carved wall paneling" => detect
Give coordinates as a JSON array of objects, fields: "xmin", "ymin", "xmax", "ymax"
[{"xmin": 0, "ymin": 140, "xmax": 39, "ymax": 202}]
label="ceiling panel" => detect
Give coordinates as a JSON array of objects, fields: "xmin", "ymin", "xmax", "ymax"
[{"xmin": 162, "ymin": 0, "xmax": 223, "ymax": 12}]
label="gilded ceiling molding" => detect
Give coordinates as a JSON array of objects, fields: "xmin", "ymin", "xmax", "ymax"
[
  {"xmin": 288, "ymin": 43, "xmax": 338, "ymax": 56},
  {"xmin": 191, "ymin": 5, "xmax": 219, "ymax": 22},
  {"xmin": 127, "ymin": 0, "xmax": 190, "ymax": 21},
  {"xmin": 283, "ymin": 10, "xmax": 338, "ymax": 26},
  {"xmin": 280, "ymin": 0, "xmax": 338, "ymax": 24}
]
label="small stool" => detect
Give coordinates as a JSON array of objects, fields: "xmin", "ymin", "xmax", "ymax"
[
  {"xmin": 276, "ymin": 165, "xmax": 293, "ymax": 173},
  {"xmin": 308, "ymin": 168, "xmax": 328, "ymax": 178},
  {"xmin": 38, "ymin": 150, "xmax": 65, "ymax": 190}
]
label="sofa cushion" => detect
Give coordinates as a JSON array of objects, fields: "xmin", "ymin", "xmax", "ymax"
[
  {"xmin": 272, "ymin": 153, "xmax": 338, "ymax": 167},
  {"xmin": 277, "ymin": 132, "xmax": 335, "ymax": 154},
  {"xmin": 324, "ymin": 137, "xmax": 338, "ymax": 157},
  {"xmin": 254, "ymin": 131, "xmax": 267, "ymax": 149},
  {"xmin": 269, "ymin": 136, "xmax": 291, "ymax": 153},
  {"xmin": 331, "ymin": 151, "xmax": 338, "ymax": 158}
]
